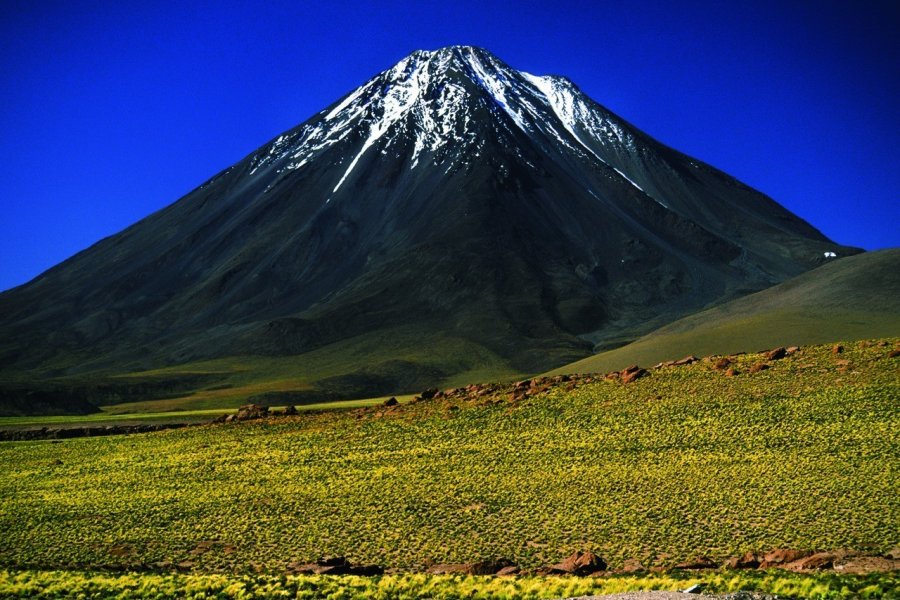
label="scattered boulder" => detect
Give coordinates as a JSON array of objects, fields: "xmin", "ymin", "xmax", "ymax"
[
  {"xmin": 549, "ymin": 550, "xmax": 607, "ymax": 575},
  {"xmin": 832, "ymin": 344, "xmax": 844, "ymax": 354},
  {"xmin": 786, "ymin": 346, "xmax": 800, "ymax": 355},
  {"xmin": 420, "ymin": 388, "xmax": 439, "ymax": 400},
  {"xmin": 469, "ymin": 558, "xmax": 515, "ymax": 575},
  {"xmin": 765, "ymin": 347, "xmax": 787, "ymax": 361},
  {"xmin": 724, "ymin": 552, "xmax": 761, "ymax": 569},
  {"xmin": 673, "ymin": 356, "xmax": 698, "ymax": 366},
  {"xmin": 748, "ymin": 363, "xmax": 769, "ymax": 374},
  {"xmin": 888, "ymin": 349, "xmax": 900, "ymax": 359},
  {"xmin": 621, "ymin": 558, "xmax": 646, "ymax": 573},
  {"xmin": 235, "ymin": 404, "xmax": 269, "ymax": 421},
  {"xmin": 382, "ymin": 397, "xmax": 399, "ymax": 407},
  {"xmin": 759, "ymin": 549, "xmax": 811, "ymax": 568},
  {"xmin": 496, "ymin": 565, "xmax": 520, "ymax": 576},
  {"xmin": 713, "ymin": 357, "xmax": 732, "ymax": 370},
  {"xmin": 784, "ymin": 551, "xmax": 839, "ymax": 571},
  {"xmin": 620, "ymin": 366, "xmax": 648, "ymax": 384},
  {"xmin": 724, "ymin": 367, "xmax": 738, "ymax": 377},
  {"xmin": 282, "ymin": 405, "xmax": 298, "ymax": 416}
]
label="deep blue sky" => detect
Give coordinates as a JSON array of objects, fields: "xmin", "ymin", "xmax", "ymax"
[{"xmin": 1, "ymin": 0, "xmax": 897, "ymax": 292}]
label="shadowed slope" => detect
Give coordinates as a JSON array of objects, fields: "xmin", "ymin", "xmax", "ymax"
[{"xmin": 550, "ymin": 249, "xmax": 900, "ymax": 375}]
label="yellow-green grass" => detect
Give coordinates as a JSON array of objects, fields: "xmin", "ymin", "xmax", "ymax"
[
  {"xmin": 552, "ymin": 250, "xmax": 900, "ymax": 376},
  {"xmin": 0, "ymin": 570, "xmax": 895, "ymax": 599},
  {"xmin": 0, "ymin": 341, "xmax": 896, "ymax": 576}
]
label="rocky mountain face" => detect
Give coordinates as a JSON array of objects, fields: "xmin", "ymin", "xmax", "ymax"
[{"xmin": 0, "ymin": 46, "xmax": 856, "ymax": 401}]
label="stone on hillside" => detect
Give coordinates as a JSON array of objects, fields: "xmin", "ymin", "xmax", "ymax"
[
  {"xmin": 621, "ymin": 558, "xmax": 646, "ymax": 572},
  {"xmin": 621, "ymin": 367, "xmax": 648, "ymax": 384},
  {"xmin": 786, "ymin": 346, "xmax": 800, "ymax": 355},
  {"xmin": 713, "ymin": 357, "xmax": 731, "ymax": 370},
  {"xmin": 236, "ymin": 404, "xmax": 269, "ymax": 421},
  {"xmin": 673, "ymin": 355, "xmax": 698, "ymax": 366},
  {"xmin": 784, "ymin": 551, "xmax": 839, "ymax": 570},
  {"xmin": 420, "ymin": 388, "xmax": 439, "ymax": 400},
  {"xmin": 282, "ymin": 405, "xmax": 298, "ymax": 415},
  {"xmin": 724, "ymin": 367, "xmax": 738, "ymax": 377},
  {"xmin": 383, "ymin": 397, "xmax": 399, "ymax": 407},
  {"xmin": 760, "ymin": 549, "xmax": 811, "ymax": 567},
  {"xmin": 724, "ymin": 552, "xmax": 760, "ymax": 569},
  {"xmin": 551, "ymin": 550, "xmax": 607, "ymax": 575},
  {"xmin": 765, "ymin": 347, "xmax": 787, "ymax": 360},
  {"xmin": 748, "ymin": 363, "xmax": 769, "ymax": 374},
  {"xmin": 469, "ymin": 558, "xmax": 515, "ymax": 575},
  {"xmin": 832, "ymin": 344, "xmax": 844, "ymax": 354}
]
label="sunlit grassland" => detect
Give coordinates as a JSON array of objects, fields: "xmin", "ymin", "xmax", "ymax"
[
  {"xmin": 0, "ymin": 570, "xmax": 896, "ymax": 599},
  {"xmin": 0, "ymin": 341, "xmax": 896, "ymax": 580}
]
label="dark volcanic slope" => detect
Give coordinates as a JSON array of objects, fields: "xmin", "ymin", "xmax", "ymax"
[{"xmin": 0, "ymin": 46, "xmax": 855, "ymax": 391}]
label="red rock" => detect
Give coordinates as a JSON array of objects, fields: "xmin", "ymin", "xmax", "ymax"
[
  {"xmin": 765, "ymin": 347, "xmax": 787, "ymax": 360},
  {"xmin": 724, "ymin": 552, "xmax": 760, "ymax": 569},
  {"xmin": 496, "ymin": 565, "xmax": 520, "ymax": 576},
  {"xmin": 760, "ymin": 549, "xmax": 811, "ymax": 568},
  {"xmin": 550, "ymin": 550, "xmax": 607, "ymax": 575},
  {"xmin": 235, "ymin": 404, "xmax": 269, "ymax": 421},
  {"xmin": 832, "ymin": 344, "xmax": 844, "ymax": 354},
  {"xmin": 786, "ymin": 346, "xmax": 800, "ymax": 355},
  {"xmin": 621, "ymin": 368, "xmax": 648, "ymax": 384},
  {"xmin": 724, "ymin": 367, "xmax": 738, "ymax": 377},
  {"xmin": 888, "ymin": 349, "xmax": 900, "ymax": 358},
  {"xmin": 672, "ymin": 356, "xmax": 698, "ymax": 366},
  {"xmin": 621, "ymin": 558, "xmax": 646, "ymax": 572},
  {"xmin": 713, "ymin": 357, "xmax": 731, "ymax": 370},
  {"xmin": 784, "ymin": 552, "xmax": 838, "ymax": 570},
  {"xmin": 748, "ymin": 363, "xmax": 769, "ymax": 374}
]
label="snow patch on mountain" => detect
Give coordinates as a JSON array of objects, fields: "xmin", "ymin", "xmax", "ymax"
[{"xmin": 245, "ymin": 45, "xmax": 668, "ymax": 206}]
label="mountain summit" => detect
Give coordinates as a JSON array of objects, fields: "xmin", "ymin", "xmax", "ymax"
[{"xmin": 0, "ymin": 46, "xmax": 856, "ymax": 403}]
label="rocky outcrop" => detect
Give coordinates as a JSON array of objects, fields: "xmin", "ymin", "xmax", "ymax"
[{"xmin": 286, "ymin": 556, "xmax": 383, "ymax": 575}]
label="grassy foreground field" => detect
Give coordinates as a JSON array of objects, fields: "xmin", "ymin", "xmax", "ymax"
[
  {"xmin": 0, "ymin": 340, "xmax": 897, "ymax": 596},
  {"xmin": 0, "ymin": 570, "xmax": 896, "ymax": 599}
]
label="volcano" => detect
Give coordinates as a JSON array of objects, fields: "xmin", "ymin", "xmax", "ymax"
[{"xmin": 0, "ymin": 46, "xmax": 856, "ymax": 408}]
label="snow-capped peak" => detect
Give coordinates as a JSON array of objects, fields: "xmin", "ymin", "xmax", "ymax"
[{"xmin": 246, "ymin": 45, "xmax": 652, "ymax": 203}]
